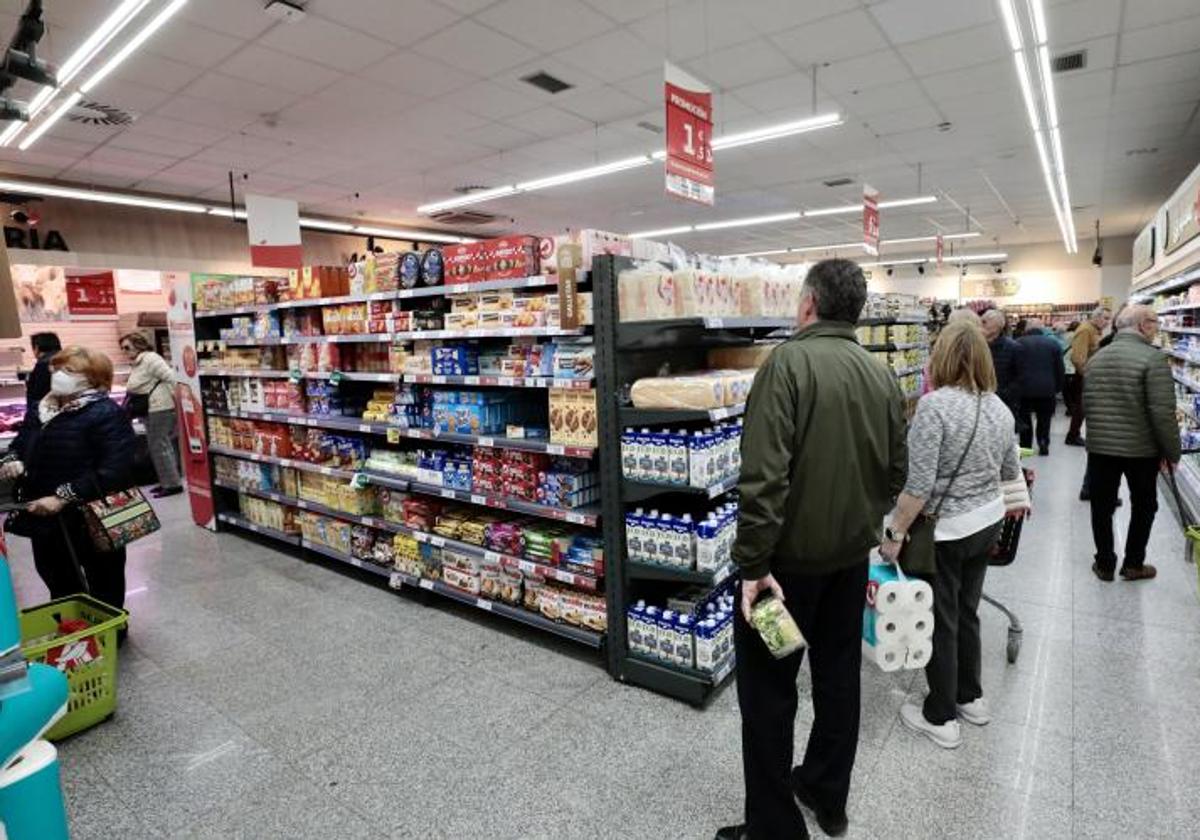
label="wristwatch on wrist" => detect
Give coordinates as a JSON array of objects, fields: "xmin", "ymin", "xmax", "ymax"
[{"xmin": 885, "ymin": 526, "xmax": 906, "ymax": 543}]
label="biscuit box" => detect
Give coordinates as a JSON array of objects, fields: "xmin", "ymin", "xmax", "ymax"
[
  {"xmin": 488, "ymin": 235, "xmax": 540, "ymax": 281},
  {"xmin": 444, "ymin": 242, "xmax": 486, "ymax": 284}
]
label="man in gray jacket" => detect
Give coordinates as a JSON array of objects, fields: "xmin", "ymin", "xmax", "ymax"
[{"xmin": 1083, "ymin": 305, "xmax": 1180, "ymax": 581}]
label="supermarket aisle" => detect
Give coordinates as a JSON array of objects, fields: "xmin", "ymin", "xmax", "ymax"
[{"xmin": 6, "ymin": 418, "xmax": 1199, "ymax": 839}]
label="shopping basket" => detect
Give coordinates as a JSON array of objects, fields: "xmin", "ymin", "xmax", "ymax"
[
  {"xmin": 18, "ymin": 594, "xmax": 128, "ymax": 741},
  {"xmin": 981, "ymin": 464, "xmax": 1034, "ymax": 663}
]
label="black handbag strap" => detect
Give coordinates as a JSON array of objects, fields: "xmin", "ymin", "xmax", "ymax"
[{"xmin": 931, "ymin": 395, "xmax": 982, "ymax": 519}]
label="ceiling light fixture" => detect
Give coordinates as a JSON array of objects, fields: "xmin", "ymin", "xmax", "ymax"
[
  {"xmin": 1, "ymin": 0, "xmax": 151, "ymax": 148},
  {"xmin": 298, "ymin": 217, "xmax": 353, "ymax": 233},
  {"xmin": 999, "ymin": 0, "xmax": 1076, "ymax": 253},
  {"xmin": 0, "ymin": 178, "xmax": 209, "ymax": 213},
  {"xmin": 719, "ymin": 232, "xmax": 981, "ymax": 259},
  {"xmin": 17, "ymin": 91, "xmax": 82, "ymax": 151},
  {"xmin": 80, "ymin": 0, "xmax": 189, "ymax": 94},
  {"xmin": 881, "ymin": 232, "xmax": 982, "ymax": 245},
  {"xmin": 859, "ymin": 251, "xmax": 1008, "ymax": 268},
  {"xmin": 417, "ymin": 111, "xmax": 843, "ymax": 214},
  {"xmin": 628, "ymin": 197, "xmax": 938, "ymax": 239},
  {"xmin": 353, "ymin": 224, "xmax": 467, "ymax": 244}
]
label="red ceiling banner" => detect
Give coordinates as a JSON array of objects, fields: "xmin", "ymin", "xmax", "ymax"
[
  {"xmin": 246, "ymin": 193, "xmax": 303, "ymax": 269},
  {"xmin": 664, "ymin": 62, "xmax": 714, "ymax": 206},
  {"xmin": 862, "ymin": 184, "xmax": 880, "ymax": 257},
  {"xmin": 65, "ymin": 270, "xmax": 117, "ymax": 316}
]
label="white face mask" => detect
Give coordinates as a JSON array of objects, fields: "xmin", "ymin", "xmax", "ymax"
[{"xmin": 50, "ymin": 370, "xmax": 88, "ymax": 396}]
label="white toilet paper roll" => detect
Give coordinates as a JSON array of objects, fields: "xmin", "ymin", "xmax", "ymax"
[
  {"xmin": 871, "ymin": 581, "xmax": 908, "ymax": 612},
  {"xmin": 902, "ymin": 611, "xmax": 934, "ymax": 641},
  {"xmin": 863, "ymin": 639, "xmax": 906, "ymax": 672},
  {"xmin": 904, "ymin": 639, "xmax": 933, "ymax": 669},
  {"xmin": 905, "ymin": 580, "xmax": 934, "ymax": 611}
]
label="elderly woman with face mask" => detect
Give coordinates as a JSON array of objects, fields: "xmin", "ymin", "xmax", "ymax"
[{"xmin": 0, "ymin": 346, "xmax": 136, "ymax": 613}]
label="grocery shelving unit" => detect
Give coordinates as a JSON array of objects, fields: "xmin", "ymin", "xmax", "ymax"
[
  {"xmin": 193, "ymin": 267, "xmax": 607, "ymax": 653},
  {"xmin": 592, "ymin": 254, "xmax": 792, "ymax": 705}
]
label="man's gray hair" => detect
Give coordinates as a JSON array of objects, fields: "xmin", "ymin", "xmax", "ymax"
[
  {"xmin": 981, "ymin": 309, "xmax": 1006, "ymax": 327},
  {"xmin": 1117, "ymin": 304, "xmax": 1151, "ymax": 330},
  {"xmin": 1091, "ymin": 306, "xmax": 1111, "ymax": 320},
  {"xmin": 1026, "ymin": 317, "xmax": 1044, "ymax": 331}
]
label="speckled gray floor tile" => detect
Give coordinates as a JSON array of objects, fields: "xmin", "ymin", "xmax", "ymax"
[{"xmin": 5, "ymin": 414, "xmax": 1198, "ymax": 838}]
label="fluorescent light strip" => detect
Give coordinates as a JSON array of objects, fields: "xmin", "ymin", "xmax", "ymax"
[
  {"xmin": 81, "ymin": 0, "xmax": 189, "ymax": 94},
  {"xmin": 1037, "ymin": 45, "xmax": 1059, "ymax": 129},
  {"xmin": 298, "ymin": 217, "xmax": 353, "ymax": 233},
  {"xmin": 628, "ymin": 225, "xmax": 694, "ymax": 240},
  {"xmin": 1027, "ymin": 0, "xmax": 1048, "ymax": 44},
  {"xmin": 1, "ymin": 0, "xmax": 149, "ymax": 148},
  {"xmin": 0, "ymin": 178, "xmax": 207, "ymax": 212},
  {"xmin": 694, "ymin": 211, "xmax": 802, "ymax": 232},
  {"xmin": 998, "ymin": 0, "xmax": 1022, "ymax": 50},
  {"xmin": 860, "ymin": 251, "xmax": 1008, "ymax": 268},
  {"xmin": 881, "ymin": 232, "xmax": 982, "ymax": 246},
  {"xmin": 803, "ymin": 195, "xmax": 939, "ymax": 218},
  {"xmin": 709, "ymin": 112, "xmax": 843, "ymax": 151},
  {"xmin": 630, "ymin": 198, "xmax": 936, "ymax": 239},
  {"xmin": 418, "ymin": 111, "xmax": 843, "ymax": 214},
  {"xmin": 722, "ymin": 231, "xmax": 981, "ymax": 259},
  {"xmin": 1013, "ymin": 51, "xmax": 1041, "ymax": 133},
  {"xmin": 860, "ymin": 257, "xmax": 930, "ymax": 267},
  {"xmin": 18, "ymin": 92, "xmax": 82, "ymax": 151},
  {"xmin": 353, "ymin": 225, "xmax": 465, "ymax": 244}
]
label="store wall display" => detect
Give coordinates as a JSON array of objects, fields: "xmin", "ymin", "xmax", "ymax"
[
  {"xmin": 12, "ymin": 264, "xmax": 67, "ymax": 322},
  {"xmin": 64, "ymin": 271, "xmax": 117, "ymax": 316}
]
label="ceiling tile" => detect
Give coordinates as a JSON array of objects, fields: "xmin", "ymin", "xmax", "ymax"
[
  {"xmin": 771, "ymin": 9, "xmax": 889, "ymax": 66},
  {"xmin": 901, "ymin": 23, "xmax": 1008, "ymax": 77},
  {"xmin": 144, "ymin": 21, "xmax": 245, "ymax": 68},
  {"xmin": 84, "ymin": 80, "xmax": 172, "ymax": 115},
  {"xmin": 686, "ymin": 38, "xmax": 794, "ymax": 90},
  {"xmin": 821, "ymin": 50, "xmax": 912, "ymax": 94},
  {"xmin": 306, "ymin": 0, "xmax": 460, "ymax": 46},
  {"xmin": 472, "ymin": 122, "xmax": 541, "ymax": 152},
  {"xmin": 1053, "ymin": 68, "xmax": 1115, "ymax": 103},
  {"xmin": 614, "ymin": 70, "xmax": 666, "ymax": 106},
  {"xmin": 731, "ymin": 71, "xmax": 817, "ymax": 113},
  {"xmin": 1115, "ymin": 52, "xmax": 1200, "ymax": 93},
  {"xmin": 501, "ymin": 104, "xmax": 595, "ymax": 137},
  {"xmin": 1048, "ymin": 0, "xmax": 1122, "ymax": 44},
  {"xmin": 554, "ymin": 29, "xmax": 665, "ymax": 84},
  {"xmin": 580, "ymin": 0, "xmax": 686, "ymax": 24},
  {"xmin": 111, "ymin": 52, "xmax": 204, "ymax": 93},
  {"xmin": 1118, "ymin": 16, "xmax": 1200, "ymax": 65},
  {"xmin": 555, "ymin": 84, "xmax": 646, "ymax": 124},
  {"xmin": 362, "ymin": 51, "xmax": 479, "ymax": 98},
  {"xmin": 127, "ymin": 115, "xmax": 230, "ymax": 145},
  {"xmin": 310, "ymin": 77, "xmax": 423, "ymax": 115},
  {"xmin": 182, "ymin": 0, "xmax": 278, "ymax": 38},
  {"xmin": 108, "ymin": 129, "xmax": 206, "ymax": 159},
  {"xmin": 477, "ymin": 0, "xmax": 614, "ymax": 51},
  {"xmin": 219, "ymin": 46, "xmax": 343, "ymax": 96},
  {"xmin": 411, "ymin": 19, "xmax": 537, "ymax": 76},
  {"xmin": 435, "ymin": 0, "xmax": 501, "ymax": 14},
  {"xmin": 185, "ymin": 73, "xmax": 300, "ymax": 115},
  {"xmin": 154, "ymin": 95, "xmax": 260, "ymax": 131},
  {"xmin": 839, "ymin": 80, "xmax": 930, "ymax": 117},
  {"xmin": 921, "ymin": 57, "xmax": 1015, "ymax": 100},
  {"xmin": 260, "ymin": 16, "xmax": 396, "ymax": 73},
  {"xmin": 868, "ymin": 0, "xmax": 996, "ymax": 45},
  {"xmin": 1123, "ymin": 0, "xmax": 1200, "ymax": 29},
  {"xmin": 447, "ymin": 80, "xmax": 545, "ymax": 121},
  {"xmin": 739, "ymin": 0, "xmax": 863, "ymax": 33},
  {"xmin": 402, "ymin": 101, "xmax": 492, "ymax": 135},
  {"xmin": 629, "ymin": 6, "xmax": 761, "ymax": 60}
]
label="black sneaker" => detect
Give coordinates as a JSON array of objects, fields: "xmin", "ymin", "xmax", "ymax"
[
  {"xmin": 1079, "ymin": 488, "xmax": 1090, "ymax": 501},
  {"xmin": 792, "ymin": 773, "xmax": 847, "ymax": 837},
  {"xmin": 1092, "ymin": 563, "xmax": 1114, "ymax": 582},
  {"xmin": 1038, "ymin": 444, "xmax": 1049, "ymax": 456},
  {"xmin": 715, "ymin": 825, "xmax": 749, "ymax": 840},
  {"xmin": 1065, "ymin": 437, "xmax": 1086, "ymax": 447}
]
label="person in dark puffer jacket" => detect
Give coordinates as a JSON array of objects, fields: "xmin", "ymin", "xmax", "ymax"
[
  {"xmin": 981, "ymin": 309, "xmax": 1022, "ymax": 424},
  {"xmin": 1016, "ymin": 318, "xmax": 1065, "ymax": 455},
  {"xmin": 1083, "ymin": 305, "xmax": 1179, "ymax": 582},
  {"xmin": 0, "ymin": 346, "xmax": 136, "ymax": 612}
]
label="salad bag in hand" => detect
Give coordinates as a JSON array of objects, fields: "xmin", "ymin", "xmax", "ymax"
[{"xmin": 900, "ymin": 397, "xmax": 981, "ymax": 575}]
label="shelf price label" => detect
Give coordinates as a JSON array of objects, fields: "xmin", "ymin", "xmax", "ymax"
[
  {"xmin": 350, "ymin": 472, "xmax": 369, "ymax": 490},
  {"xmin": 330, "ymin": 370, "xmax": 345, "ymax": 386},
  {"xmin": 386, "ymin": 427, "xmax": 401, "ymax": 444},
  {"xmin": 288, "ymin": 368, "xmax": 302, "ymax": 384},
  {"xmin": 664, "ymin": 61, "xmax": 714, "ymax": 206}
]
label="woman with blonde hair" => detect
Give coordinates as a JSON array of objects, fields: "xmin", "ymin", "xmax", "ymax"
[
  {"xmin": 880, "ymin": 321, "xmax": 1028, "ymax": 749},
  {"xmin": 120, "ymin": 331, "xmax": 181, "ymax": 497},
  {"xmin": 0, "ymin": 347, "xmax": 135, "ymax": 613}
]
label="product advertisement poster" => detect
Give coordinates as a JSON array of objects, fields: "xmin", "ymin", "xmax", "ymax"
[
  {"xmin": 164, "ymin": 270, "xmax": 215, "ymax": 530},
  {"xmin": 664, "ymin": 62, "xmax": 714, "ymax": 205},
  {"xmin": 64, "ymin": 270, "xmax": 117, "ymax": 316},
  {"xmin": 863, "ymin": 184, "xmax": 880, "ymax": 256},
  {"xmin": 246, "ymin": 193, "xmax": 303, "ymax": 269}
]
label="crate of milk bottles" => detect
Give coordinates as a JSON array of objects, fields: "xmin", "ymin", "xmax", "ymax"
[
  {"xmin": 624, "ymin": 501, "xmax": 738, "ymax": 572},
  {"xmin": 626, "ymin": 585, "xmax": 737, "ymax": 675},
  {"xmin": 620, "ymin": 419, "xmax": 743, "ymax": 488}
]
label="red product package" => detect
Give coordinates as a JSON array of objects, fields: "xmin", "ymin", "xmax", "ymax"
[
  {"xmin": 443, "ymin": 242, "xmax": 484, "ymax": 284},
  {"xmin": 488, "ymin": 236, "xmax": 540, "ymax": 281},
  {"xmin": 44, "ymin": 618, "xmax": 100, "ymax": 671}
]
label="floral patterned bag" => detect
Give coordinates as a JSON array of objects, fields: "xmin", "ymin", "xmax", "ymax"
[{"xmin": 82, "ymin": 487, "xmax": 161, "ymax": 552}]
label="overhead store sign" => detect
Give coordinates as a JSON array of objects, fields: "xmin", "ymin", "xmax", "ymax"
[
  {"xmin": 935, "ymin": 233, "xmax": 944, "ymax": 269},
  {"xmin": 664, "ymin": 62, "xmax": 714, "ymax": 205},
  {"xmin": 65, "ymin": 270, "xmax": 117, "ymax": 316},
  {"xmin": 246, "ymin": 194, "xmax": 303, "ymax": 268},
  {"xmin": 862, "ymin": 184, "xmax": 880, "ymax": 256},
  {"xmin": 961, "ymin": 275, "xmax": 1020, "ymax": 298}
]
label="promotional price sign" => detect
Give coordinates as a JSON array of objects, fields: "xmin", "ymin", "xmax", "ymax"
[
  {"xmin": 65, "ymin": 270, "xmax": 117, "ymax": 316},
  {"xmin": 935, "ymin": 233, "xmax": 944, "ymax": 269},
  {"xmin": 862, "ymin": 184, "xmax": 880, "ymax": 256},
  {"xmin": 246, "ymin": 193, "xmax": 303, "ymax": 269},
  {"xmin": 664, "ymin": 62, "xmax": 714, "ymax": 205}
]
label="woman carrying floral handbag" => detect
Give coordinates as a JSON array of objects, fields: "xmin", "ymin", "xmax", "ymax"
[{"xmin": 0, "ymin": 346, "xmax": 139, "ymax": 628}]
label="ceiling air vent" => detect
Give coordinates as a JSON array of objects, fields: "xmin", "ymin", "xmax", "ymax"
[
  {"xmin": 521, "ymin": 71, "xmax": 573, "ymax": 94},
  {"xmin": 636, "ymin": 120, "xmax": 663, "ymax": 134},
  {"xmin": 1051, "ymin": 50, "xmax": 1087, "ymax": 73},
  {"xmin": 429, "ymin": 208, "xmax": 499, "ymax": 226},
  {"xmin": 68, "ymin": 100, "xmax": 135, "ymax": 126},
  {"xmin": 822, "ymin": 177, "xmax": 853, "ymax": 188}
]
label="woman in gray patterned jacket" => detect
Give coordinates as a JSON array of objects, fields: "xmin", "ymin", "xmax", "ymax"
[{"xmin": 880, "ymin": 321, "xmax": 1028, "ymax": 750}]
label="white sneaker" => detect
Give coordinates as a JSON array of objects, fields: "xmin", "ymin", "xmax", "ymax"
[
  {"xmin": 956, "ymin": 697, "xmax": 991, "ymax": 726},
  {"xmin": 900, "ymin": 702, "xmax": 962, "ymax": 749}
]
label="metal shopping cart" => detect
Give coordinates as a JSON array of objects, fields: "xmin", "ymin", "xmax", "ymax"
[{"xmin": 981, "ymin": 463, "xmax": 1034, "ymax": 664}]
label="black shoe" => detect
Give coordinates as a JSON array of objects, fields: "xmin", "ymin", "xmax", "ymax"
[
  {"xmin": 1079, "ymin": 489, "xmax": 1090, "ymax": 501},
  {"xmin": 715, "ymin": 826, "xmax": 749, "ymax": 840},
  {"xmin": 1092, "ymin": 563, "xmax": 1114, "ymax": 582},
  {"xmin": 792, "ymin": 772, "xmax": 847, "ymax": 837},
  {"xmin": 152, "ymin": 486, "xmax": 184, "ymax": 498},
  {"xmin": 1038, "ymin": 444, "xmax": 1049, "ymax": 456},
  {"xmin": 1065, "ymin": 437, "xmax": 1086, "ymax": 447}
]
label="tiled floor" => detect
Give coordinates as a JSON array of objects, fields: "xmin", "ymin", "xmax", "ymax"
[{"xmin": 9, "ymin": 416, "xmax": 1200, "ymax": 839}]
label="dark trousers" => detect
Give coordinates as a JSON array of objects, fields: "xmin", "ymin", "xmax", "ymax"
[
  {"xmin": 918, "ymin": 523, "xmax": 1000, "ymax": 725},
  {"xmin": 735, "ymin": 560, "xmax": 867, "ymax": 839},
  {"xmin": 1088, "ymin": 453, "xmax": 1159, "ymax": 572},
  {"xmin": 1019, "ymin": 397, "xmax": 1056, "ymax": 449},
  {"xmin": 30, "ymin": 510, "xmax": 127, "ymax": 609},
  {"xmin": 1065, "ymin": 375, "xmax": 1085, "ymax": 441}
]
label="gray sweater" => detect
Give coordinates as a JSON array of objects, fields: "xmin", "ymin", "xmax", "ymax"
[{"xmin": 904, "ymin": 387, "xmax": 1022, "ymax": 518}]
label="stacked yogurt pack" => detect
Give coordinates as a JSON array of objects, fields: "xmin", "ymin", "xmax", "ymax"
[{"xmin": 862, "ymin": 561, "xmax": 934, "ymax": 671}]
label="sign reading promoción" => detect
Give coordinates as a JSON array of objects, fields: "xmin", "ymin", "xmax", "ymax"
[
  {"xmin": 65, "ymin": 270, "xmax": 117, "ymax": 315},
  {"xmin": 246, "ymin": 193, "xmax": 302, "ymax": 268},
  {"xmin": 664, "ymin": 62, "xmax": 714, "ymax": 205},
  {"xmin": 862, "ymin": 184, "xmax": 880, "ymax": 256}
]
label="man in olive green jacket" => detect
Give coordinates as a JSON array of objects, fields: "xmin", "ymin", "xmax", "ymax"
[
  {"xmin": 716, "ymin": 260, "xmax": 907, "ymax": 840},
  {"xmin": 1083, "ymin": 304, "xmax": 1180, "ymax": 582}
]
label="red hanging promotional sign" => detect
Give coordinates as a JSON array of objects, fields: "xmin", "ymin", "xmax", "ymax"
[
  {"xmin": 936, "ymin": 233, "xmax": 944, "ymax": 269},
  {"xmin": 65, "ymin": 270, "xmax": 117, "ymax": 315},
  {"xmin": 863, "ymin": 184, "xmax": 880, "ymax": 256},
  {"xmin": 246, "ymin": 193, "xmax": 303, "ymax": 269},
  {"xmin": 664, "ymin": 62, "xmax": 714, "ymax": 205}
]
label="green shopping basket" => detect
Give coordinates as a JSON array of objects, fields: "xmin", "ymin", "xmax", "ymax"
[{"xmin": 19, "ymin": 594, "xmax": 128, "ymax": 741}]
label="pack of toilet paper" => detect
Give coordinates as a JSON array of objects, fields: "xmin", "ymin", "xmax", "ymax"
[{"xmin": 863, "ymin": 561, "xmax": 934, "ymax": 671}]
